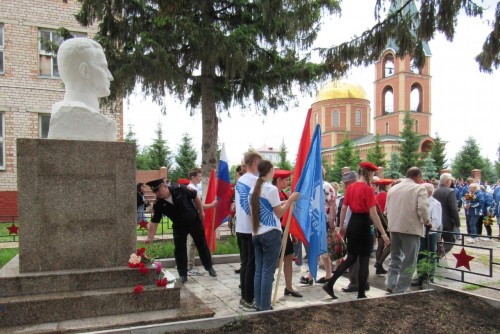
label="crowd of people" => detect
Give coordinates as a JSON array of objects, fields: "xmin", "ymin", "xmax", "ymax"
[{"xmin": 136, "ymin": 150, "xmax": 500, "ymax": 312}]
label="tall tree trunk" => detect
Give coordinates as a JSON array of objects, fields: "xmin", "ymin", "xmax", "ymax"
[{"xmin": 200, "ymin": 61, "xmax": 218, "ymax": 195}]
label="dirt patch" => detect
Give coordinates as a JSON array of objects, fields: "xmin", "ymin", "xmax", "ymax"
[{"xmin": 174, "ymin": 290, "xmax": 498, "ymax": 334}]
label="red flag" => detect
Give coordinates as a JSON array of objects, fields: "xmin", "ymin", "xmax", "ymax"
[
  {"xmin": 203, "ymin": 169, "xmax": 217, "ymax": 252},
  {"xmin": 214, "ymin": 144, "xmax": 232, "ymax": 228},
  {"xmin": 282, "ymin": 108, "xmax": 312, "ymax": 245}
]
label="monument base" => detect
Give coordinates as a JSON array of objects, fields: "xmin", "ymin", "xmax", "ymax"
[{"xmin": 0, "ymin": 256, "xmax": 215, "ymax": 331}]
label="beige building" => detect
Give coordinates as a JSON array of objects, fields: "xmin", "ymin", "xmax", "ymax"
[{"xmin": 0, "ymin": 0, "xmax": 123, "ymax": 216}]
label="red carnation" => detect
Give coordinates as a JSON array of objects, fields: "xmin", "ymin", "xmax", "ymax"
[
  {"xmin": 133, "ymin": 284, "xmax": 144, "ymax": 294},
  {"xmin": 138, "ymin": 265, "xmax": 150, "ymax": 275},
  {"xmin": 137, "ymin": 248, "xmax": 146, "ymax": 257},
  {"xmin": 128, "ymin": 262, "xmax": 138, "ymax": 268},
  {"xmin": 156, "ymin": 278, "xmax": 168, "ymax": 287}
]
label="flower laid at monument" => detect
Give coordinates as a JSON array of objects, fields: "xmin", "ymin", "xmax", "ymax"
[{"xmin": 128, "ymin": 248, "xmax": 175, "ymax": 293}]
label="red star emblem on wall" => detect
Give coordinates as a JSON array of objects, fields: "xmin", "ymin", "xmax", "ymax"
[
  {"xmin": 138, "ymin": 220, "xmax": 148, "ymax": 230},
  {"xmin": 453, "ymin": 248, "xmax": 475, "ymax": 271},
  {"xmin": 7, "ymin": 223, "xmax": 19, "ymax": 235}
]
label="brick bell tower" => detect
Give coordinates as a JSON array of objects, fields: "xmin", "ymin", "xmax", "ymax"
[{"xmin": 373, "ymin": 1, "xmax": 433, "ymax": 153}]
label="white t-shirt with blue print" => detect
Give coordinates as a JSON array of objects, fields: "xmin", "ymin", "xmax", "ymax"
[
  {"xmin": 249, "ymin": 182, "xmax": 282, "ymax": 236},
  {"xmin": 235, "ymin": 173, "xmax": 258, "ymax": 234}
]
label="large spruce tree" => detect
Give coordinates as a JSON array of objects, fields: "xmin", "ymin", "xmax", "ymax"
[
  {"xmin": 451, "ymin": 137, "xmax": 483, "ymax": 179},
  {"xmin": 430, "ymin": 134, "xmax": 447, "ymax": 172},
  {"xmin": 170, "ymin": 133, "xmax": 198, "ymax": 181},
  {"xmin": 70, "ymin": 0, "xmax": 499, "ymax": 180},
  {"xmin": 277, "ymin": 139, "xmax": 293, "ymax": 171},
  {"xmin": 332, "ymin": 133, "xmax": 361, "ymax": 182},
  {"xmin": 366, "ymin": 134, "xmax": 386, "ymax": 168},
  {"xmin": 149, "ymin": 123, "xmax": 173, "ymax": 171},
  {"xmin": 399, "ymin": 111, "xmax": 420, "ymax": 175}
]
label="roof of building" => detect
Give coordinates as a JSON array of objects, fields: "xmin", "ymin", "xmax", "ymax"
[
  {"xmin": 315, "ymin": 80, "xmax": 368, "ymax": 102},
  {"xmin": 322, "ymin": 134, "xmax": 404, "ymax": 152},
  {"xmin": 386, "ymin": 1, "xmax": 431, "ymax": 56},
  {"xmin": 255, "ymin": 145, "xmax": 280, "ymax": 153}
]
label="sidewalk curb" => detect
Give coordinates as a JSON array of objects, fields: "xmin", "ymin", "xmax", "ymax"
[{"xmin": 429, "ymin": 283, "xmax": 500, "ymax": 309}]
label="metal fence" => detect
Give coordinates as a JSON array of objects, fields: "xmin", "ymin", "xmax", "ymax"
[{"xmin": 432, "ymin": 229, "xmax": 500, "ymax": 292}]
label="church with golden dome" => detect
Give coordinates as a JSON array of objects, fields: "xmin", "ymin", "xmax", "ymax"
[{"xmin": 312, "ymin": 1, "xmax": 435, "ymax": 166}]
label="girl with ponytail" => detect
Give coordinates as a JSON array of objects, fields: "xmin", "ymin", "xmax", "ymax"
[{"xmin": 249, "ymin": 160, "xmax": 299, "ymax": 311}]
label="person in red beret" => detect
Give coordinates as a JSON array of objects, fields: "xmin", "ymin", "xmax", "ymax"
[
  {"xmin": 323, "ymin": 161, "xmax": 390, "ymax": 300},
  {"xmin": 373, "ymin": 178, "xmax": 393, "ymax": 275},
  {"xmin": 272, "ymin": 169, "xmax": 302, "ymax": 298}
]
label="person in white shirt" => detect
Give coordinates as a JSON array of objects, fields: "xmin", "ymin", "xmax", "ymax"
[
  {"xmin": 235, "ymin": 150, "xmax": 262, "ymax": 311},
  {"xmin": 412, "ymin": 183, "xmax": 442, "ymax": 287},
  {"xmin": 249, "ymin": 160, "xmax": 299, "ymax": 311}
]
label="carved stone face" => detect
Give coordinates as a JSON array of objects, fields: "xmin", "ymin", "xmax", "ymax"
[{"xmin": 89, "ymin": 49, "xmax": 113, "ymax": 98}]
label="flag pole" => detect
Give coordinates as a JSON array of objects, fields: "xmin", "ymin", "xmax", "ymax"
[
  {"xmin": 272, "ymin": 202, "xmax": 295, "ymax": 306},
  {"xmin": 210, "ymin": 206, "xmax": 216, "ymax": 253}
]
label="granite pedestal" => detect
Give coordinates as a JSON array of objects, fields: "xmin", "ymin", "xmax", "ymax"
[{"xmin": 17, "ymin": 139, "xmax": 136, "ymax": 273}]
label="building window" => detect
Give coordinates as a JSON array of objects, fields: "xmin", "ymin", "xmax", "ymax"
[
  {"xmin": 385, "ymin": 122, "xmax": 389, "ymax": 134},
  {"xmin": 333, "ymin": 110, "xmax": 339, "ymax": 127},
  {"xmin": 355, "ymin": 109, "xmax": 361, "ymax": 126},
  {"xmin": 383, "ymin": 86, "xmax": 394, "ymax": 114},
  {"xmin": 383, "ymin": 54, "xmax": 394, "ymax": 77},
  {"xmin": 39, "ymin": 114, "xmax": 51, "ymax": 138},
  {"xmin": 0, "ymin": 24, "xmax": 4, "ymax": 74},
  {"xmin": 0, "ymin": 113, "xmax": 5, "ymax": 170},
  {"xmin": 314, "ymin": 113, "xmax": 318, "ymax": 124},
  {"xmin": 415, "ymin": 120, "xmax": 419, "ymax": 133},
  {"xmin": 410, "ymin": 59, "xmax": 421, "ymax": 74},
  {"xmin": 410, "ymin": 83, "xmax": 422, "ymax": 112},
  {"xmin": 39, "ymin": 29, "xmax": 86, "ymax": 77}
]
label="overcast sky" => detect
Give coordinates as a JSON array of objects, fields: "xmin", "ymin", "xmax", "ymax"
[{"xmin": 124, "ymin": 0, "xmax": 500, "ymax": 169}]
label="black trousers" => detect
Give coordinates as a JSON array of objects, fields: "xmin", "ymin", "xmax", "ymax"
[
  {"xmin": 237, "ymin": 232, "xmax": 255, "ymax": 303},
  {"xmin": 173, "ymin": 220, "xmax": 213, "ymax": 277}
]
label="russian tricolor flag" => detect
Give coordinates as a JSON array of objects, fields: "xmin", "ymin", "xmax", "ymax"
[{"xmin": 215, "ymin": 144, "xmax": 232, "ymax": 229}]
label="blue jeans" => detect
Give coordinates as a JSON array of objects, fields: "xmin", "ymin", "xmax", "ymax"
[
  {"xmin": 467, "ymin": 215, "xmax": 478, "ymax": 238},
  {"xmin": 253, "ymin": 229, "xmax": 281, "ymax": 311}
]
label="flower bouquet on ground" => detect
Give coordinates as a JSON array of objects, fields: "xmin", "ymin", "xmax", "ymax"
[
  {"xmin": 327, "ymin": 228, "xmax": 347, "ymax": 261},
  {"xmin": 128, "ymin": 247, "xmax": 176, "ymax": 293}
]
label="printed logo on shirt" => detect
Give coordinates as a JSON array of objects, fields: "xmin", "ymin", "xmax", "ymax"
[
  {"xmin": 236, "ymin": 182, "xmax": 251, "ymax": 215},
  {"xmin": 259, "ymin": 197, "xmax": 276, "ymax": 227}
]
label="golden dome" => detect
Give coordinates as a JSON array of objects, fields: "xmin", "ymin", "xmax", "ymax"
[{"xmin": 316, "ymin": 80, "xmax": 368, "ymax": 102}]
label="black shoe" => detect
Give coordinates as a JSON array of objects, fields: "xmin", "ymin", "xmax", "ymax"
[
  {"xmin": 208, "ymin": 267, "xmax": 217, "ymax": 277},
  {"xmin": 299, "ymin": 276, "xmax": 313, "ymax": 285},
  {"xmin": 357, "ymin": 294, "xmax": 367, "ymax": 299},
  {"xmin": 322, "ymin": 283, "xmax": 338, "ymax": 299},
  {"xmin": 179, "ymin": 276, "xmax": 187, "ymax": 284},
  {"xmin": 411, "ymin": 279, "xmax": 423, "ymax": 287},
  {"xmin": 284, "ymin": 288, "xmax": 303, "ymax": 298},
  {"xmin": 341, "ymin": 286, "xmax": 357, "ymax": 293},
  {"xmin": 316, "ymin": 276, "xmax": 332, "ymax": 284},
  {"xmin": 234, "ymin": 268, "xmax": 241, "ymax": 274},
  {"xmin": 375, "ymin": 263, "xmax": 388, "ymax": 275}
]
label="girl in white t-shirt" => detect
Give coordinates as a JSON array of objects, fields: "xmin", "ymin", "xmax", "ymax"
[{"xmin": 249, "ymin": 160, "xmax": 299, "ymax": 311}]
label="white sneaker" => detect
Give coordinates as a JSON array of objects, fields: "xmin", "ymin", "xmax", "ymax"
[
  {"xmin": 187, "ymin": 268, "xmax": 204, "ymax": 276},
  {"xmin": 482, "ymin": 237, "xmax": 492, "ymax": 241},
  {"xmin": 466, "ymin": 238, "xmax": 475, "ymax": 243}
]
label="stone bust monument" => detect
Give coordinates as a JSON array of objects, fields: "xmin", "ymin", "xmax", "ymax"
[{"xmin": 47, "ymin": 38, "xmax": 117, "ymax": 141}]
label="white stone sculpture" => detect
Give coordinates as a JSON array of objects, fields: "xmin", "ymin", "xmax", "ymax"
[{"xmin": 47, "ymin": 38, "xmax": 117, "ymax": 141}]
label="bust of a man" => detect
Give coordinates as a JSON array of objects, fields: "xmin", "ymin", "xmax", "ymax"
[{"xmin": 47, "ymin": 38, "xmax": 117, "ymax": 141}]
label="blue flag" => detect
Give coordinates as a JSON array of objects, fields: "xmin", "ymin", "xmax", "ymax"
[{"xmin": 292, "ymin": 124, "xmax": 327, "ymax": 281}]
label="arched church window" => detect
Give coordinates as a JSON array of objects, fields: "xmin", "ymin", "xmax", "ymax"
[
  {"xmin": 383, "ymin": 54, "xmax": 395, "ymax": 77},
  {"xmin": 333, "ymin": 110, "xmax": 339, "ymax": 127},
  {"xmin": 410, "ymin": 59, "xmax": 421, "ymax": 74},
  {"xmin": 410, "ymin": 83, "xmax": 422, "ymax": 112},
  {"xmin": 383, "ymin": 86, "xmax": 394, "ymax": 114},
  {"xmin": 355, "ymin": 109, "xmax": 361, "ymax": 126}
]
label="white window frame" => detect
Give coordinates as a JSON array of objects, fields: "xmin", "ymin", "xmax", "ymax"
[
  {"xmin": 39, "ymin": 113, "xmax": 51, "ymax": 138},
  {"xmin": 333, "ymin": 110, "xmax": 339, "ymax": 127},
  {"xmin": 38, "ymin": 29, "xmax": 86, "ymax": 78},
  {"xmin": 0, "ymin": 112, "xmax": 5, "ymax": 170},
  {"xmin": 355, "ymin": 109, "xmax": 362, "ymax": 126},
  {"xmin": 0, "ymin": 24, "xmax": 4, "ymax": 74}
]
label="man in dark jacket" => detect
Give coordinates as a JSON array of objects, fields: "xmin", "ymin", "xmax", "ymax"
[{"xmin": 433, "ymin": 173, "xmax": 461, "ymax": 254}]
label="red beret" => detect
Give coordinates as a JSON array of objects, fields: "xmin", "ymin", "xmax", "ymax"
[
  {"xmin": 359, "ymin": 161, "xmax": 378, "ymax": 171},
  {"xmin": 273, "ymin": 169, "xmax": 292, "ymax": 179},
  {"xmin": 177, "ymin": 178, "xmax": 190, "ymax": 185},
  {"xmin": 375, "ymin": 178, "xmax": 393, "ymax": 186}
]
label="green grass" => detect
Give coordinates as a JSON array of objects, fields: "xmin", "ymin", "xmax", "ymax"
[
  {"xmin": 137, "ymin": 235, "xmax": 240, "ymax": 258},
  {"xmin": 0, "ymin": 248, "xmax": 19, "ymax": 268}
]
